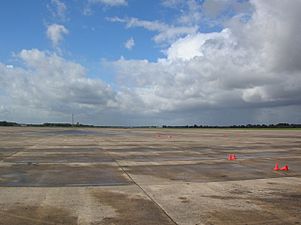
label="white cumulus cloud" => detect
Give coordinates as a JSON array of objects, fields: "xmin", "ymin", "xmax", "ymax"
[
  {"xmin": 106, "ymin": 0, "xmax": 301, "ymax": 124},
  {"xmin": 124, "ymin": 37, "xmax": 135, "ymax": 50},
  {"xmin": 46, "ymin": 24, "xmax": 69, "ymax": 47},
  {"xmin": 0, "ymin": 49, "xmax": 117, "ymax": 123}
]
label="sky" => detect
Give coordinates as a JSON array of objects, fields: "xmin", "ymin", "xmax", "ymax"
[{"xmin": 0, "ymin": 0, "xmax": 301, "ymax": 126}]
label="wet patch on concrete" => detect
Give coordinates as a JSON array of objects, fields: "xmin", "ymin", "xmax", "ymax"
[
  {"xmin": 107, "ymin": 147, "xmax": 181, "ymax": 153},
  {"xmin": 0, "ymin": 206, "xmax": 77, "ymax": 225},
  {"xmin": 92, "ymin": 190, "xmax": 175, "ymax": 225},
  {"xmin": 0, "ymin": 164, "xmax": 132, "ymax": 187},
  {"xmin": 126, "ymin": 161, "xmax": 287, "ymax": 183},
  {"xmin": 235, "ymin": 150, "xmax": 301, "ymax": 160},
  {"xmin": 0, "ymin": 148, "xmax": 24, "ymax": 160},
  {"xmin": 26, "ymin": 147, "xmax": 103, "ymax": 152},
  {"xmin": 4, "ymin": 152, "xmax": 114, "ymax": 163},
  {"xmin": 241, "ymin": 158, "xmax": 301, "ymax": 175},
  {"xmin": 204, "ymin": 191, "xmax": 301, "ymax": 225},
  {"xmin": 261, "ymin": 191, "xmax": 301, "ymax": 216},
  {"xmin": 116, "ymin": 154, "xmax": 209, "ymax": 162},
  {"xmin": 204, "ymin": 208, "xmax": 283, "ymax": 225},
  {"xmin": 39, "ymin": 129, "xmax": 121, "ymax": 137}
]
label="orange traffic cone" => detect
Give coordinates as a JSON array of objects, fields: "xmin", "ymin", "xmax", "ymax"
[
  {"xmin": 280, "ymin": 165, "xmax": 289, "ymax": 171},
  {"xmin": 273, "ymin": 163, "xmax": 280, "ymax": 171},
  {"xmin": 227, "ymin": 154, "xmax": 236, "ymax": 160}
]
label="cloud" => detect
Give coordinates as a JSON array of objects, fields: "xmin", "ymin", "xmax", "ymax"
[
  {"xmin": 106, "ymin": 0, "xmax": 301, "ymax": 124},
  {"xmin": 0, "ymin": 49, "xmax": 117, "ymax": 123},
  {"xmin": 5, "ymin": 65, "xmax": 14, "ymax": 69},
  {"xmin": 1, "ymin": 0, "xmax": 301, "ymax": 125},
  {"xmin": 176, "ymin": 0, "xmax": 203, "ymax": 26},
  {"xmin": 83, "ymin": 0, "xmax": 127, "ymax": 16},
  {"xmin": 107, "ymin": 17, "xmax": 197, "ymax": 43},
  {"xmin": 46, "ymin": 24, "xmax": 69, "ymax": 47},
  {"xmin": 161, "ymin": 0, "xmax": 184, "ymax": 8},
  {"xmin": 161, "ymin": 0, "xmax": 252, "ymax": 28},
  {"xmin": 89, "ymin": 0, "xmax": 127, "ymax": 7},
  {"xmin": 202, "ymin": 0, "xmax": 243, "ymax": 18},
  {"xmin": 108, "ymin": 17, "xmax": 167, "ymax": 31},
  {"xmin": 124, "ymin": 37, "xmax": 135, "ymax": 50},
  {"xmin": 166, "ymin": 29, "xmax": 233, "ymax": 61},
  {"xmin": 48, "ymin": 0, "xmax": 67, "ymax": 20}
]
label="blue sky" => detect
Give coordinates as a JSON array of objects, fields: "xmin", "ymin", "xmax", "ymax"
[
  {"xmin": 0, "ymin": 1, "xmax": 159, "ymax": 62},
  {"xmin": 0, "ymin": 0, "xmax": 233, "ymax": 64},
  {"xmin": 1, "ymin": 0, "xmax": 301, "ymax": 125}
]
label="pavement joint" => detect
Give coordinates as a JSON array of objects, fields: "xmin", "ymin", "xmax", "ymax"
[{"xmin": 115, "ymin": 160, "xmax": 179, "ymax": 225}]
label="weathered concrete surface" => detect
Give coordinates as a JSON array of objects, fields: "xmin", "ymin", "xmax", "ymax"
[
  {"xmin": 141, "ymin": 177, "xmax": 301, "ymax": 225},
  {"xmin": 0, "ymin": 163, "xmax": 131, "ymax": 187},
  {"xmin": 0, "ymin": 127, "xmax": 301, "ymax": 224},
  {"xmin": 0, "ymin": 185, "xmax": 175, "ymax": 225}
]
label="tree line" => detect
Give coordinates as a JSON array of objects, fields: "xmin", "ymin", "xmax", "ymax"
[
  {"xmin": 1, "ymin": 121, "xmax": 300, "ymax": 128},
  {"xmin": 162, "ymin": 123, "xmax": 301, "ymax": 128}
]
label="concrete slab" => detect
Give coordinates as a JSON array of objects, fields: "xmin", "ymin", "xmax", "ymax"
[
  {"xmin": 0, "ymin": 148, "xmax": 23, "ymax": 161},
  {"xmin": 0, "ymin": 164, "xmax": 131, "ymax": 187},
  {"xmin": 4, "ymin": 151, "xmax": 114, "ymax": 163},
  {"xmin": 126, "ymin": 159, "xmax": 300, "ymax": 184},
  {"xmin": 140, "ymin": 177, "xmax": 301, "ymax": 225},
  {"xmin": 0, "ymin": 127, "xmax": 301, "ymax": 224},
  {"xmin": 0, "ymin": 185, "xmax": 175, "ymax": 225}
]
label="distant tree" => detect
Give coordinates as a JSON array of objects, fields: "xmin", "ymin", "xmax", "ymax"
[{"xmin": 0, "ymin": 121, "xmax": 19, "ymax": 126}]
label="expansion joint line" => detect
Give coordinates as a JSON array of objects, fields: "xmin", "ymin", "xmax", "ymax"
[{"xmin": 115, "ymin": 160, "xmax": 179, "ymax": 225}]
